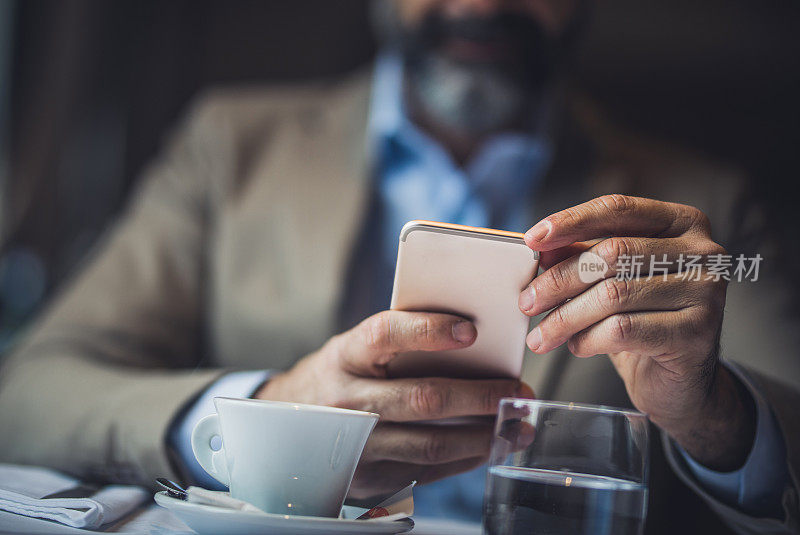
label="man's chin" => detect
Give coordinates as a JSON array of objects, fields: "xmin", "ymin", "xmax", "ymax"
[{"xmin": 407, "ymin": 54, "xmax": 534, "ymax": 138}]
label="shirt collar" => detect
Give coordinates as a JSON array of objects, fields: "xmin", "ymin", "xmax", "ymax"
[{"xmin": 368, "ymin": 51, "xmax": 407, "ymax": 142}]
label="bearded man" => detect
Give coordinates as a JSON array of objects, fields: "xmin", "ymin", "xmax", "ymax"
[{"xmin": 0, "ymin": 1, "xmax": 797, "ymax": 533}]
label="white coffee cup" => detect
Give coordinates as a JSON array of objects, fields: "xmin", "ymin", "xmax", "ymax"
[{"xmin": 191, "ymin": 397, "xmax": 378, "ymax": 517}]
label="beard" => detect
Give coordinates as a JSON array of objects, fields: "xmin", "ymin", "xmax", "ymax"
[{"xmin": 401, "ymin": 10, "xmax": 561, "ymax": 137}]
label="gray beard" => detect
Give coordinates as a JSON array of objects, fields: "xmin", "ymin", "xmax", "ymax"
[{"xmin": 407, "ymin": 53, "xmax": 531, "ymax": 137}]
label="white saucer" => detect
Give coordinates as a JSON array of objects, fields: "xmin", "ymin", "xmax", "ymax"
[{"xmin": 154, "ymin": 492, "xmax": 414, "ymax": 535}]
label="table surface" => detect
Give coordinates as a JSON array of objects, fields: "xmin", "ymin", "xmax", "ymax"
[{"xmin": 0, "ymin": 504, "xmax": 482, "ymax": 535}]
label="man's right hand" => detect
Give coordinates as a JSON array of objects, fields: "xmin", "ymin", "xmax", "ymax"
[{"xmin": 255, "ymin": 310, "xmax": 534, "ymax": 500}]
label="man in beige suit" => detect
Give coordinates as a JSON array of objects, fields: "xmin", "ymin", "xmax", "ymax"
[{"xmin": 0, "ymin": 0, "xmax": 798, "ymax": 533}]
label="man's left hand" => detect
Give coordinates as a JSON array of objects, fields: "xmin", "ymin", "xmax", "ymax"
[{"xmin": 520, "ymin": 194, "xmax": 755, "ymax": 471}]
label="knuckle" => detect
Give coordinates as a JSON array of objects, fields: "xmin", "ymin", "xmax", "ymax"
[
  {"xmin": 695, "ymin": 240, "xmax": 727, "ymax": 257},
  {"xmin": 610, "ymin": 313, "xmax": 635, "ymax": 343},
  {"xmin": 542, "ymin": 262, "xmax": 571, "ymax": 295},
  {"xmin": 676, "ymin": 204, "xmax": 712, "ymax": 235},
  {"xmin": 599, "ymin": 194, "xmax": 634, "ymax": 214},
  {"xmin": 362, "ymin": 312, "xmax": 391, "ymax": 351},
  {"xmin": 409, "ymin": 381, "xmax": 446, "ymax": 419},
  {"xmin": 689, "ymin": 207, "xmax": 712, "ymax": 233},
  {"xmin": 709, "ymin": 242, "xmax": 727, "ymax": 256},
  {"xmin": 596, "ymin": 237, "xmax": 631, "ymax": 268},
  {"xmin": 600, "ymin": 278, "xmax": 630, "ymax": 309}
]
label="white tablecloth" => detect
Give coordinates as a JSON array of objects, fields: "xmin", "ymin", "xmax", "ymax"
[
  {"xmin": 0, "ymin": 502, "xmax": 482, "ymax": 535},
  {"xmin": 0, "ymin": 463, "xmax": 481, "ymax": 534}
]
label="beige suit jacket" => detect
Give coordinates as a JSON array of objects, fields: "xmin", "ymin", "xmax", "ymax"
[{"xmin": 0, "ymin": 71, "xmax": 798, "ymax": 534}]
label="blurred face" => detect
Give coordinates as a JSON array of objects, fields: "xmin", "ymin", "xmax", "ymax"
[{"xmin": 393, "ymin": 0, "xmax": 583, "ymax": 136}]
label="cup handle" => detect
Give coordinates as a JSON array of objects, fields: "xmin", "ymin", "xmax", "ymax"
[{"xmin": 190, "ymin": 414, "xmax": 230, "ymax": 486}]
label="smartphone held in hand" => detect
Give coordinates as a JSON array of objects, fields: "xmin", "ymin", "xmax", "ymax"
[{"xmin": 388, "ymin": 220, "xmax": 539, "ymax": 379}]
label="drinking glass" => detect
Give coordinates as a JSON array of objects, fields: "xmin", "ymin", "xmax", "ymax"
[{"xmin": 483, "ymin": 399, "xmax": 650, "ymax": 535}]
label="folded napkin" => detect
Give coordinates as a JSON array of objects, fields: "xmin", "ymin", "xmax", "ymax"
[
  {"xmin": 182, "ymin": 481, "xmax": 416, "ymax": 521},
  {"xmin": 0, "ymin": 464, "xmax": 149, "ymax": 529}
]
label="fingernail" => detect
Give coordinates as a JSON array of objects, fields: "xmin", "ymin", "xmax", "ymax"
[
  {"xmin": 526, "ymin": 327, "xmax": 543, "ymax": 352},
  {"xmin": 525, "ymin": 220, "xmax": 551, "ymax": 243},
  {"xmin": 452, "ymin": 321, "xmax": 477, "ymax": 344},
  {"xmin": 518, "ymin": 286, "xmax": 536, "ymax": 313}
]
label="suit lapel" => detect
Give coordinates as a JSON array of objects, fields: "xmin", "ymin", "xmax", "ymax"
[
  {"xmin": 276, "ymin": 77, "xmax": 375, "ymax": 340},
  {"xmin": 221, "ymin": 74, "xmax": 374, "ymax": 365}
]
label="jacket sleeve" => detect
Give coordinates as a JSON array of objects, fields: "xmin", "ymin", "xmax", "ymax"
[
  {"xmin": 0, "ymin": 95, "xmax": 231, "ymax": 489},
  {"xmin": 663, "ymin": 368, "xmax": 800, "ymax": 534},
  {"xmin": 663, "ymin": 175, "xmax": 800, "ymax": 533}
]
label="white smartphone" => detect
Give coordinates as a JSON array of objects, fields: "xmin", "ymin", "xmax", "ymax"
[{"xmin": 388, "ymin": 220, "xmax": 539, "ymax": 379}]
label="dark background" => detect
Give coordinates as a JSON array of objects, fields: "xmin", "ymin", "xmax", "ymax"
[{"xmin": 0, "ymin": 0, "xmax": 799, "ymax": 347}]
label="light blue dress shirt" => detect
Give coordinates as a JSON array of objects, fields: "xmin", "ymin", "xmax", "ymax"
[
  {"xmin": 169, "ymin": 371, "xmax": 271, "ymax": 490},
  {"xmin": 675, "ymin": 362, "xmax": 788, "ymax": 518},
  {"xmin": 167, "ymin": 52, "xmax": 788, "ymax": 522}
]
